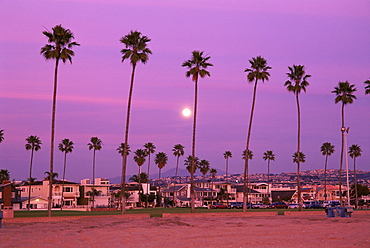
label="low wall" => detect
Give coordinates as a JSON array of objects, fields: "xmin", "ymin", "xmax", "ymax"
[
  {"xmin": 3, "ymin": 214, "xmax": 151, "ymax": 223},
  {"xmin": 163, "ymin": 211, "xmax": 278, "ymax": 218},
  {"xmin": 91, "ymin": 208, "xmax": 117, "ymax": 212},
  {"xmin": 284, "ymin": 211, "xmax": 325, "ymax": 216}
]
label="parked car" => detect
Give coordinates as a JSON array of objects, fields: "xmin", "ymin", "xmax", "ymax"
[
  {"xmin": 211, "ymin": 203, "xmax": 228, "ymax": 209},
  {"xmin": 324, "ymin": 200, "xmax": 340, "ymax": 208},
  {"xmin": 304, "ymin": 201, "xmax": 324, "ymax": 209},
  {"xmin": 288, "ymin": 203, "xmax": 299, "ymax": 209},
  {"xmin": 252, "ymin": 203, "xmax": 267, "ymax": 209},
  {"xmin": 228, "ymin": 202, "xmax": 243, "ymax": 209},
  {"xmin": 268, "ymin": 202, "xmax": 288, "ymax": 209}
]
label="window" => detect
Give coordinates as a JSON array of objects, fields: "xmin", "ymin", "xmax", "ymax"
[{"xmin": 63, "ymin": 187, "xmax": 73, "ymax": 192}]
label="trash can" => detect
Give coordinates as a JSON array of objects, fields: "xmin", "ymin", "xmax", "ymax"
[
  {"xmin": 344, "ymin": 207, "xmax": 353, "ymax": 217},
  {"xmin": 0, "ymin": 211, "xmax": 3, "ymax": 228},
  {"xmin": 326, "ymin": 207, "xmax": 335, "ymax": 218}
]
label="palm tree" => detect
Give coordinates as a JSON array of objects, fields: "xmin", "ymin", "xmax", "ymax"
[
  {"xmin": 120, "ymin": 30, "xmax": 152, "ymax": 214},
  {"xmin": 182, "ymin": 50, "xmax": 213, "ymax": 213},
  {"xmin": 223, "ymin": 151, "xmax": 232, "ymax": 183},
  {"xmin": 117, "ymin": 143, "xmax": 131, "ymax": 157},
  {"xmin": 0, "ymin": 129, "xmax": 4, "ymax": 143},
  {"xmin": 58, "ymin": 138, "xmax": 74, "ymax": 210},
  {"xmin": 25, "ymin": 135, "xmax": 42, "ymax": 211},
  {"xmin": 87, "ymin": 137, "xmax": 102, "ymax": 208},
  {"xmin": 364, "ymin": 78, "xmax": 370, "ymax": 94},
  {"xmin": 184, "ymin": 155, "xmax": 200, "ymax": 174},
  {"xmin": 41, "ymin": 25, "xmax": 79, "ymax": 217},
  {"xmin": 243, "ymin": 56, "xmax": 271, "ymax": 212},
  {"xmin": 242, "ymin": 149, "xmax": 253, "ymax": 207},
  {"xmin": 144, "ymin": 142, "xmax": 156, "ymax": 208},
  {"xmin": 129, "ymin": 172, "xmax": 148, "ymax": 183},
  {"xmin": 320, "ymin": 142, "xmax": 335, "ymax": 201},
  {"xmin": 133, "ymin": 148, "xmax": 147, "ymax": 206},
  {"xmin": 263, "ymin": 150, "xmax": 275, "ymax": 200},
  {"xmin": 332, "ymin": 81, "xmax": 357, "ymax": 205},
  {"xmin": 0, "ymin": 169, "xmax": 10, "ymax": 183},
  {"xmin": 284, "ymin": 64, "xmax": 311, "ymax": 211},
  {"xmin": 199, "ymin": 159, "xmax": 210, "ymax": 180},
  {"xmin": 210, "ymin": 168, "xmax": 218, "ymax": 188},
  {"xmin": 292, "ymin": 151, "xmax": 306, "ymax": 205},
  {"xmin": 154, "ymin": 152, "xmax": 168, "ymax": 207},
  {"xmin": 172, "ymin": 144, "xmax": 185, "ymax": 183},
  {"xmin": 44, "ymin": 171, "xmax": 59, "ymax": 180},
  {"xmin": 349, "ymin": 144, "xmax": 362, "ymax": 209}
]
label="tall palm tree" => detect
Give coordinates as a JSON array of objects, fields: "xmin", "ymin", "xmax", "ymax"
[
  {"xmin": 263, "ymin": 150, "xmax": 275, "ymax": 200},
  {"xmin": 243, "ymin": 56, "xmax": 271, "ymax": 212},
  {"xmin": 44, "ymin": 171, "xmax": 59, "ymax": 180},
  {"xmin": 242, "ymin": 149, "xmax": 253, "ymax": 207},
  {"xmin": 223, "ymin": 151, "xmax": 232, "ymax": 184},
  {"xmin": 144, "ymin": 142, "xmax": 156, "ymax": 208},
  {"xmin": 349, "ymin": 144, "xmax": 362, "ymax": 209},
  {"xmin": 87, "ymin": 137, "xmax": 102, "ymax": 209},
  {"xmin": 41, "ymin": 25, "xmax": 79, "ymax": 217},
  {"xmin": 172, "ymin": 144, "xmax": 185, "ymax": 183},
  {"xmin": 320, "ymin": 142, "xmax": 335, "ymax": 201},
  {"xmin": 364, "ymin": 78, "xmax": 370, "ymax": 94},
  {"xmin": 58, "ymin": 138, "xmax": 74, "ymax": 210},
  {"xmin": 120, "ymin": 30, "xmax": 152, "ymax": 214},
  {"xmin": 210, "ymin": 168, "xmax": 218, "ymax": 188},
  {"xmin": 0, "ymin": 129, "xmax": 4, "ymax": 143},
  {"xmin": 182, "ymin": 50, "xmax": 213, "ymax": 213},
  {"xmin": 284, "ymin": 64, "xmax": 311, "ymax": 211},
  {"xmin": 154, "ymin": 152, "xmax": 168, "ymax": 207},
  {"xmin": 332, "ymin": 81, "xmax": 357, "ymax": 205},
  {"xmin": 25, "ymin": 135, "xmax": 42, "ymax": 211},
  {"xmin": 184, "ymin": 155, "xmax": 200, "ymax": 174},
  {"xmin": 133, "ymin": 148, "xmax": 147, "ymax": 206}
]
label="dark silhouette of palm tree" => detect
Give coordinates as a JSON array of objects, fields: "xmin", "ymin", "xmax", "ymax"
[
  {"xmin": 210, "ymin": 168, "xmax": 218, "ymax": 189},
  {"xmin": 320, "ymin": 142, "xmax": 335, "ymax": 201},
  {"xmin": 182, "ymin": 50, "xmax": 213, "ymax": 213},
  {"xmin": 58, "ymin": 138, "xmax": 74, "ymax": 209},
  {"xmin": 243, "ymin": 56, "xmax": 271, "ymax": 212},
  {"xmin": 0, "ymin": 169, "xmax": 10, "ymax": 184},
  {"xmin": 87, "ymin": 137, "xmax": 102, "ymax": 208},
  {"xmin": 120, "ymin": 30, "xmax": 152, "ymax": 214},
  {"xmin": 242, "ymin": 149, "xmax": 253, "ymax": 208},
  {"xmin": 133, "ymin": 148, "xmax": 147, "ymax": 207},
  {"xmin": 349, "ymin": 144, "xmax": 362, "ymax": 209},
  {"xmin": 144, "ymin": 142, "xmax": 156, "ymax": 208},
  {"xmin": 332, "ymin": 81, "xmax": 357, "ymax": 205},
  {"xmin": 41, "ymin": 25, "xmax": 79, "ymax": 217},
  {"xmin": 364, "ymin": 78, "xmax": 370, "ymax": 94},
  {"xmin": 154, "ymin": 152, "xmax": 168, "ymax": 207},
  {"xmin": 223, "ymin": 151, "xmax": 232, "ymax": 184},
  {"xmin": 292, "ymin": 151, "xmax": 306, "ymax": 204},
  {"xmin": 199, "ymin": 159, "xmax": 210, "ymax": 179},
  {"xmin": 284, "ymin": 64, "xmax": 311, "ymax": 211},
  {"xmin": 172, "ymin": 144, "xmax": 185, "ymax": 183},
  {"xmin": 0, "ymin": 129, "xmax": 4, "ymax": 143},
  {"xmin": 263, "ymin": 150, "xmax": 275, "ymax": 200},
  {"xmin": 117, "ymin": 143, "xmax": 131, "ymax": 157},
  {"xmin": 25, "ymin": 135, "xmax": 42, "ymax": 210}
]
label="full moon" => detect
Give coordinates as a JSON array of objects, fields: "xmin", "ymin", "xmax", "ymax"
[{"xmin": 182, "ymin": 108, "xmax": 191, "ymax": 117}]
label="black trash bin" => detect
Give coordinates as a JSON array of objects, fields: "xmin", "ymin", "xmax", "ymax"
[{"xmin": 0, "ymin": 211, "xmax": 3, "ymax": 228}]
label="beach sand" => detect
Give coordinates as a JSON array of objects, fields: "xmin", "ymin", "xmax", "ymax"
[{"xmin": 1, "ymin": 213, "xmax": 369, "ymax": 247}]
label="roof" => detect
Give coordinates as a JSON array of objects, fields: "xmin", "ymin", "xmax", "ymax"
[
  {"xmin": 233, "ymin": 185, "xmax": 260, "ymax": 193},
  {"xmin": 163, "ymin": 185, "xmax": 185, "ymax": 192},
  {"xmin": 194, "ymin": 187, "xmax": 216, "ymax": 192}
]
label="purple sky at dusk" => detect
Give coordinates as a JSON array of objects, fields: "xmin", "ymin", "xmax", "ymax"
[{"xmin": 1, "ymin": 0, "xmax": 369, "ymax": 182}]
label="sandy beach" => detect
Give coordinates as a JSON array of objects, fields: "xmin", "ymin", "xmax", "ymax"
[{"xmin": 1, "ymin": 212, "xmax": 369, "ymax": 248}]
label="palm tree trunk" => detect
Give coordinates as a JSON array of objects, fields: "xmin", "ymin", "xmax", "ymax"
[
  {"xmin": 296, "ymin": 93, "xmax": 302, "ymax": 211},
  {"xmin": 28, "ymin": 149, "xmax": 34, "ymax": 211},
  {"xmin": 121, "ymin": 63, "xmax": 136, "ymax": 214},
  {"xmin": 190, "ymin": 77, "xmax": 198, "ymax": 213},
  {"xmin": 226, "ymin": 158, "xmax": 229, "ymax": 205},
  {"xmin": 92, "ymin": 149, "xmax": 96, "ymax": 209},
  {"xmin": 324, "ymin": 155, "xmax": 328, "ymax": 201},
  {"xmin": 158, "ymin": 168, "xmax": 162, "ymax": 207},
  {"xmin": 173, "ymin": 156, "xmax": 180, "ymax": 207},
  {"xmin": 339, "ymin": 103, "xmax": 345, "ymax": 206},
  {"xmin": 146, "ymin": 155, "xmax": 151, "ymax": 208},
  {"xmin": 354, "ymin": 157, "xmax": 358, "ymax": 209},
  {"xmin": 48, "ymin": 58, "xmax": 59, "ymax": 218},
  {"xmin": 61, "ymin": 152, "xmax": 67, "ymax": 210},
  {"xmin": 138, "ymin": 166, "xmax": 141, "ymax": 207},
  {"xmin": 243, "ymin": 79, "xmax": 258, "ymax": 212},
  {"xmin": 267, "ymin": 160, "xmax": 270, "ymax": 202}
]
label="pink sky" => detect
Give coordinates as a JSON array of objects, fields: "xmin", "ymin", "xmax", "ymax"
[{"xmin": 0, "ymin": 0, "xmax": 369, "ymax": 182}]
